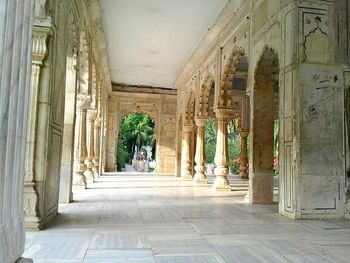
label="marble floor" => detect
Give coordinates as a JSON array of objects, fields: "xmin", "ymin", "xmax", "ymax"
[{"xmin": 24, "ymin": 174, "xmax": 350, "ymax": 263}]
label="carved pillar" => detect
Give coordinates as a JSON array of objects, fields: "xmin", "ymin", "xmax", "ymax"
[
  {"xmin": 93, "ymin": 117, "xmax": 101, "ymax": 177},
  {"xmin": 239, "ymin": 130, "xmax": 249, "ymax": 179},
  {"xmin": 73, "ymin": 96, "xmax": 90, "ymax": 189},
  {"xmin": 0, "ymin": 1, "xmax": 35, "ymax": 261},
  {"xmin": 181, "ymin": 125, "xmax": 193, "ymax": 179},
  {"xmin": 194, "ymin": 118, "xmax": 207, "ymax": 183},
  {"xmin": 24, "ymin": 27, "xmax": 50, "ymax": 229},
  {"xmin": 213, "ymin": 109, "xmax": 231, "ymax": 190},
  {"xmin": 84, "ymin": 109, "xmax": 96, "ymax": 182}
]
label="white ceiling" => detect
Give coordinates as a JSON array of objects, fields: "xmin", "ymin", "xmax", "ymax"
[{"xmin": 101, "ymin": 0, "xmax": 228, "ymax": 88}]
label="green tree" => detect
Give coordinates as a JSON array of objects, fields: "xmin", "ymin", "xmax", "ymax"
[
  {"xmin": 117, "ymin": 112, "xmax": 155, "ymax": 170},
  {"xmin": 205, "ymin": 118, "xmax": 217, "ymax": 163}
]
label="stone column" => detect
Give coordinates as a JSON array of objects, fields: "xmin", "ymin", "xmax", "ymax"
[
  {"xmin": 239, "ymin": 130, "xmax": 249, "ymax": 179},
  {"xmin": 105, "ymin": 112, "xmax": 117, "ymax": 171},
  {"xmin": 181, "ymin": 125, "xmax": 193, "ymax": 179},
  {"xmin": 99, "ymin": 112, "xmax": 106, "ymax": 175},
  {"xmin": 84, "ymin": 109, "xmax": 96, "ymax": 182},
  {"xmin": 194, "ymin": 118, "xmax": 207, "ymax": 183},
  {"xmin": 73, "ymin": 96, "xmax": 90, "ymax": 189},
  {"xmin": 213, "ymin": 109, "xmax": 231, "ymax": 190},
  {"xmin": 0, "ymin": 0, "xmax": 35, "ymax": 262},
  {"xmin": 93, "ymin": 117, "xmax": 101, "ymax": 177},
  {"xmin": 24, "ymin": 27, "xmax": 50, "ymax": 229}
]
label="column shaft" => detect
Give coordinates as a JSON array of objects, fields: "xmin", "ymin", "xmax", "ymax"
[
  {"xmin": 213, "ymin": 109, "xmax": 231, "ymax": 190},
  {"xmin": 194, "ymin": 119, "xmax": 207, "ymax": 183},
  {"xmin": 93, "ymin": 118, "xmax": 101, "ymax": 177},
  {"xmin": 84, "ymin": 110, "xmax": 95, "ymax": 182},
  {"xmin": 239, "ymin": 131, "xmax": 249, "ymax": 179},
  {"xmin": 181, "ymin": 125, "xmax": 193, "ymax": 179},
  {"xmin": 73, "ymin": 98, "xmax": 89, "ymax": 189}
]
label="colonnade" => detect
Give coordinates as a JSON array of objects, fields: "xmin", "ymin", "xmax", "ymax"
[
  {"xmin": 22, "ymin": 0, "xmax": 110, "ymax": 230},
  {"xmin": 181, "ymin": 109, "xmax": 249, "ymax": 190}
]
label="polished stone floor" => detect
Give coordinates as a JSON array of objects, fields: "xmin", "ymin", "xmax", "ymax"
[{"xmin": 24, "ymin": 174, "xmax": 350, "ymax": 263}]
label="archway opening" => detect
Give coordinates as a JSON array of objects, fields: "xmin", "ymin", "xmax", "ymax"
[
  {"xmin": 230, "ymin": 54, "xmax": 250, "ymax": 181},
  {"xmin": 203, "ymin": 81, "xmax": 216, "ymax": 176},
  {"xmin": 250, "ymin": 47, "xmax": 279, "ymax": 204},
  {"xmin": 116, "ymin": 112, "xmax": 156, "ymax": 172},
  {"xmin": 227, "ymin": 118, "xmax": 242, "ymax": 175},
  {"xmin": 205, "ymin": 117, "xmax": 217, "ymax": 175}
]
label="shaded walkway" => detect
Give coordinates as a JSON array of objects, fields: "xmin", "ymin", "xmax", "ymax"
[{"xmin": 24, "ymin": 174, "xmax": 350, "ymax": 262}]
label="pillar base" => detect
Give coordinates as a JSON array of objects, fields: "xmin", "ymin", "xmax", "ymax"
[
  {"xmin": 212, "ymin": 175, "xmax": 231, "ymax": 191},
  {"xmin": 73, "ymin": 173, "xmax": 87, "ymax": 189},
  {"xmin": 193, "ymin": 172, "xmax": 207, "ymax": 183},
  {"xmin": 181, "ymin": 170, "xmax": 192, "ymax": 180},
  {"xmin": 249, "ymin": 172, "xmax": 273, "ymax": 204},
  {"xmin": 239, "ymin": 170, "xmax": 249, "ymax": 179},
  {"xmin": 84, "ymin": 170, "xmax": 95, "ymax": 183},
  {"xmin": 93, "ymin": 166, "xmax": 99, "ymax": 178},
  {"xmin": 24, "ymin": 216, "xmax": 44, "ymax": 231}
]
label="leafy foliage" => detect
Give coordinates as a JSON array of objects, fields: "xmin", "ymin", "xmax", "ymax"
[
  {"xmin": 205, "ymin": 118, "xmax": 217, "ymax": 163},
  {"xmin": 227, "ymin": 119, "xmax": 241, "ymax": 174},
  {"xmin": 116, "ymin": 112, "xmax": 155, "ymax": 171}
]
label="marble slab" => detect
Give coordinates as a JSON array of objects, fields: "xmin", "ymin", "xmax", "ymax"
[
  {"xmin": 83, "ymin": 250, "xmax": 155, "ymax": 263},
  {"xmin": 89, "ymin": 231, "xmax": 150, "ymax": 249},
  {"xmin": 154, "ymin": 254, "xmax": 226, "ymax": 263}
]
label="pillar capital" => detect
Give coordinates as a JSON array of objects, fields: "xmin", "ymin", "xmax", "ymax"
[
  {"xmin": 194, "ymin": 118, "xmax": 207, "ymax": 127},
  {"xmin": 87, "ymin": 110, "xmax": 97, "ymax": 121},
  {"xmin": 76, "ymin": 94, "xmax": 91, "ymax": 110},
  {"xmin": 94, "ymin": 117, "xmax": 101, "ymax": 128},
  {"xmin": 32, "ymin": 26, "xmax": 51, "ymax": 65},
  {"xmin": 214, "ymin": 108, "xmax": 231, "ymax": 119},
  {"xmin": 183, "ymin": 124, "xmax": 194, "ymax": 132}
]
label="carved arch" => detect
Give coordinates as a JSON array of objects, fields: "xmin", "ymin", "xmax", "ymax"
[
  {"xmin": 217, "ymin": 46, "xmax": 246, "ymax": 109},
  {"xmin": 184, "ymin": 91, "xmax": 195, "ymax": 125},
  {"xmin": 254, "ymin": 46, "xmax": 279, "ymax": 82},
  {"xmin": 196, "ymin": 72, "xmax": 215, "ymax": 119}
]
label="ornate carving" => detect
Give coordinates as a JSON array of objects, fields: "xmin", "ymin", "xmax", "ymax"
[
  {"xmin": 196, "ymin": 71, "xmax": 214, "ymax": 119},
  {"xmin": 218, "ymin": 46, "xmax": 245, "ymax": 109},
  {"xmin": 302, "ymin": 13, "xmax": 329, "ymax": 63},
  {"xmin": 184, "ymin": 92, "xmax": 195, "ymax": 125},
  {"xmin": 32, "ymin": 27, "xmax": 50, "ymax": 65},
  {"xmin": 78, "ymin": 30, "xmax": 90, "ymax": 95},
  {"xmin": 162, "ymin": 103, "xmax": 176, "ymax": 115}
]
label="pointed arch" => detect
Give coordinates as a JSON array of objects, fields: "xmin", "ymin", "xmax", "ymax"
[
  {"xmin": 184, "ymin": 91, "xmax": 195, "ymax": 125},
  {"xmin": 216, "ymin": 46, "xmax": 246, "ymax": 109},
  {"xmin": 196, "ymin": 72, "xmax": 215, "ymax": 119}
]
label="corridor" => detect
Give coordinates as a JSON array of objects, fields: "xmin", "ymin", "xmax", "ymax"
[{"xmin": 23, "ymin": 174, "xmax": 350, "ymax": 263}]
